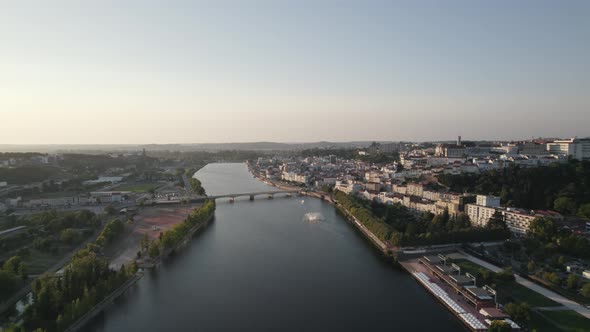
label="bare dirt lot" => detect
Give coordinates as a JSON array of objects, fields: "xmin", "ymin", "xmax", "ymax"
[{"xmin": 107, "ymin": 204, "xmax": 201, "ymax": 269}]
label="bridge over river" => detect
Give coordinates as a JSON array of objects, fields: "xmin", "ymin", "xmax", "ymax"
[{"xmin": 208, "ymin": 189, "xmax": 301, "ymax": 201}]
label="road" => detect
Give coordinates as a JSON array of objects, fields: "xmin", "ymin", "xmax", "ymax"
[{"xmin": 458, "ymin": 250, "xmax": 590, "ymax": 319}]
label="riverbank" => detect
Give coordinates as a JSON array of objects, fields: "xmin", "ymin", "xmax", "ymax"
[
  {"xmin": 64, "ymin": 272, "xmax": 144, "ymax": 332},
  {"xmin": 400, "ymin": 258, "xmax": 491, "ymax": 332},
  {"xmin": 139, "ymin": 201, "xmax": 216, "ymax": 268},
  {"xmin": 246, "ymin": 162, "xmax": 391, "ymax": 256},
  {"xmin": 63, "ymin": 201, "xmax": 216, "ymax": 332}
]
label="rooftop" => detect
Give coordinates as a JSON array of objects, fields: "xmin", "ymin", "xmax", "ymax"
[{"xmin": 465, "ymin": 286, "xmax": 493, "ymax": 300}]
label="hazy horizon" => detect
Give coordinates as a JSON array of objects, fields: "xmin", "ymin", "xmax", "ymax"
[{"xmin": 2, "ymin": 1, "xmax": 589, "ymax": 144}]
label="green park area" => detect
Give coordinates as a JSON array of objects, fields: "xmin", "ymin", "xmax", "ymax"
[
  {"xmin": 452, "ymin": 259, "xmax": 558, "ymax": 307},
  {"xmin": 451, "ymin": 259, "xmax": 590, "ymax": 331},
  {"xmin": 530, "ymin": 309, "xmax": 590, "ymax": 332}
]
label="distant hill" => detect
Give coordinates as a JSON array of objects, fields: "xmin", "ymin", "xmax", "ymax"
[{"xmin": 0, "ymin": 141, "xmax": 400, "ymax": 153}]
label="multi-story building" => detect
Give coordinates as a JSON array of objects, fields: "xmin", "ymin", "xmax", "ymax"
[
  {"xmin": 392, "ymin": 184, "xmax": 407, "ymax": 195},
  {"xmin": 407, "ymin": 183, "xmax": 424, "ymax": 197},
  {"xmin": 335, "ymin": 181, "xmax": 362, "ymax": 195},
  {"xmin": 502, "ymin": 209, "xmax": 536, "ymax": 235},
  {"xmin": 466, "ymin": 204, "xmax": 498, "ymax": 227},
  {"xmin": 422, "ymin": 190, "xmax": 441, "ymax": 202},
  {"xmin": 281, "ymin": 172, "xmax": 309, "ymax": 184},
  {"xmin": 435, "ymin": 200, "xmax": 461, "ymax": 217},
  {"xmin": 547, "ymin": 138, "xmax": 590, "ymax": 161},
  {"xmin": 365, "ymin": 182, "xmax": 382, "ymax": 191},
  {"xmin": 476, "ymin": 195, "xmax": 500, "ymax": 208},
  {"xmin": 518, "ymin": 141, "xmax": 547, "ymax": 155},
  {"xmin": 436, "ymin": 144, "xmax": 466, "ymax": 158}
]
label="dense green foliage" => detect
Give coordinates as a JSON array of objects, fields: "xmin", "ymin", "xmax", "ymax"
[
  {"xmin": 334, "ymin": 191, "xmax": 509, "ymax": 246},
  {"xmin": 0, "ymin": 256, "xmax": 26, "ymax": 299},
  {"xmin": 526, "ymin": 218, "xmax": 590, "ymax": 258},
  {"xmin": 156, "ymin": 200, "xmax": 216, "ymax": 252},
  {"xmin": 503, "ymin": 302, "xmax": 531, "ymax": 324},
  {"xmin": 0, "ymin": 210, "xmax": 101, "ymax": 303},
  {"xmin": 488, "ymin": 320, "xmax": 511, "ymax": 332},
  {"xmin": 189, "ymin": 178, "xmax": 206, "ymax": 196},
  {"xmin": 22, "ymin": 246, "xmax": 137, "ymax": 332},
  {"xmin": 95, "ymin": 219, "xmax": 125, "ymax": 247},
  {"xmin": 334, "ymin": 191, "xmax": 394, "ymax": 243},
  {"xmin": 0, "ymin": 166, "xmax": 62, "ymax": 185},
  {"xmin": 437, "ymin": 160, "xmax": 590, "ymax": 214},
  {"xmin": 0, "ymin": 210, "xmax": 100, "ymax": 254}
]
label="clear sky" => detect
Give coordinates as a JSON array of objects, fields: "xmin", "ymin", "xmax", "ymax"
[{"xmin": 1, "ymin": 0, "xmax": 589, "ymax": 144}]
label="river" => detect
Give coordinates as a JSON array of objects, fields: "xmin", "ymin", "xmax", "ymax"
[{"xmin": 87, "ymin": 163, "xmax": 462, "ymax": 331}]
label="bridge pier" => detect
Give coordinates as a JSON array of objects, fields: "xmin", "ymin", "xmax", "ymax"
[{"xmin": 249, "ymin": 195, "xmax": 254, "ymax": 201}]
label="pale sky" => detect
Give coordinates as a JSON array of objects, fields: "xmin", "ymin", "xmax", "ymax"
[{"xmin": 1, "ymin": 0, "xmax": 589, "ymax": 144}]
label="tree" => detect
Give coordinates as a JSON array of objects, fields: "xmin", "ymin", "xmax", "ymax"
[
  {"xmin": 527, "ymin": 260, "xmax": 536, "ymax": 273},
  {"xmin": 566, "ymin": 274, "xmax": 579, "ymax": 290},
  {"xmin": 487, "ymin": 211, "xmax": 506, "ymax": 230},
  {"xmin": 578, "ymin": 203, "xmax": 590, "ymax": 218},
  {"xmin": 140, "ymin": 234, "xmax": 150, "ymax": 251},
  {"xmin": 527, "ymin": 218, "xmax": 556, "ymax": 242},
  {"xmin": 543, "ymin": 272, "xmax": 561, "ymax": 285},
  {"xmin": 453, "ymin": 213, "xmax": 471, "ymax": 230},
  {"xmin": 488, "ymin": 320, "xmax": 511, "ymax": 332},
  {"xmin": 496, "ymin": 267, "xmax": 515, "ymax": 282},
  {"xmin": 554, "ymin": 197, "xmax": 576, "ymax": 215},
  {"xmin": 148, "ymin": 241, "xmax": 160, "ymax": 258},
  {"xmin": 60, "ymin": 228, "xmax": 78, "ymax": 245},
  {"xmin": 581, "ymin": 283, "xmax": 590, "ymax": 298},
  {"xmin": 504, "ymin": 302, "xmax": 531, "ymax": 323}
]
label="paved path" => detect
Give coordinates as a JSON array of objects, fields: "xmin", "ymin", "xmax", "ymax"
[
  {"xmin": 536, "ymin": 306, "xmax": 572, "ymax": 311},
  {"xmin": 458, "ymin": 250, "xmax": 590, "ymax": 319}
]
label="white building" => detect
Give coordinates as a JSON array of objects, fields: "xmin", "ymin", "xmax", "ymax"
[
  {"xmin": 503, "ymin": 209, "xmax": 536, "ymax": 235},
  {"xmin": 281, "ymin": 172, "xmax": 309, "ymax": 184},
  {"xmin": 547, "ymin": 138, "xmax": 590, "ymax": 161},
  {"xmin": 466, "ymin": 204, "xmax": 498, "ymax": 227},
  {"xmin": 476, "ymin": 195, "xmax": 501, "ymax": 208},
  {"xmin": 335, "ymin": 181, "xmax": 362, "ymax": 195}
]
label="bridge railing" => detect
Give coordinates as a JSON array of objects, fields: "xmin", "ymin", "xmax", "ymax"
[{"xmin": 209, "ymin": 190, "xmax": 299, "ymax": 199}]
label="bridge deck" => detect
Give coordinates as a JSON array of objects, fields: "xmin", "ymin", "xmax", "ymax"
[{"xmin": 209, "ymin": 190, "xmax": 299, "ymax": 199}]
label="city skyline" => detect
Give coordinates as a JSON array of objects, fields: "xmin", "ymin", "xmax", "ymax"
[{"xmin": 2, "ymin": 1, "xmax": 589, "ymax": 144}]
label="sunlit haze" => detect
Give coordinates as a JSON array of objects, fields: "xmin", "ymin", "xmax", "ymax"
[{"xmin": 1, "ymin": 0, "xmax": 589, "ymax": 144}]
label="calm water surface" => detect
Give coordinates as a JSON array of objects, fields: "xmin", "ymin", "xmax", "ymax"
[{"xmin": 87, "ymin": 163, "xmax": 462, "ymax": 331}]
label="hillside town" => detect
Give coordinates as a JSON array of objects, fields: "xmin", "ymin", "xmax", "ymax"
[{"xmin": 252, "ymin": 137, "xmax": 590, "ymax": 237}]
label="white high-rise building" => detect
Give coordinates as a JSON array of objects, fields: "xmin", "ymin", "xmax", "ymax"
[
  {"xmin": 547, "ymin": 138, "xmax": 590, "ymax": 160},
  {"xmin": 476, "ymin": 195, "xmax": 501, "ymax": 208}
]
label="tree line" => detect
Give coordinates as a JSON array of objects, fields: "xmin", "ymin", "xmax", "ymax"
[
  {"xmin": 146, "ymin": 200, "xmax": 216, "ymax": 259},
  {"xmin": 3, "ymin": 217, "xmax": 135, "ymax": 332},
  {"xmin": 334, "ymin": 191, "xmax": 509, "ymax": 247},
  {"xmin": 189, "ymin": 178, "xmax": 206, "ymax": 196},
  {"xmin": 437, "ymin": 160, "xmax": 590, "ymax": 217}
]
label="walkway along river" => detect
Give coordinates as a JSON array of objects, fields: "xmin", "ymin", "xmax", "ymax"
[{"xmin": 86, "ymin": 163, "xmax": 463, "ymax": 332}]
